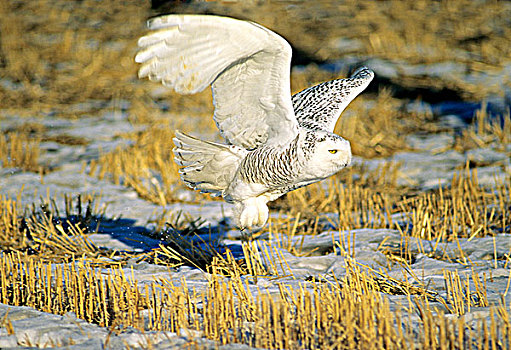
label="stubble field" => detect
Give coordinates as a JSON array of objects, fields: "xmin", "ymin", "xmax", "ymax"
[{"xmin": 0, "ymin": 1, "xmax": 510, "ymax": 349}]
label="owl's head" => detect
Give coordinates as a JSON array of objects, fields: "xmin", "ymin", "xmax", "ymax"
[{"xmin": 302, "ymin": 131, "xmax": 352, "ymax": 178}]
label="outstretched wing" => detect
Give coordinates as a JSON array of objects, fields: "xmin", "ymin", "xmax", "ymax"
[
  {"xmin": 135, "ymin": 15, "xmax": 298, "ymax": 150},
  {"xmin": 292, "ymin": 66, "xmax": 374, "ymax": 132}
]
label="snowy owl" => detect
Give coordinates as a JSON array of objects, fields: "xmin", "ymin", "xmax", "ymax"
[{"xmin": 135, "ymin": 15, "xmax": 374, "ymax": 230}]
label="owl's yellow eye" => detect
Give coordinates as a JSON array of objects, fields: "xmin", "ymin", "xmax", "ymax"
[{"xmin": 328, "ymin": 150, "xmax": 338, "ymax": 154}]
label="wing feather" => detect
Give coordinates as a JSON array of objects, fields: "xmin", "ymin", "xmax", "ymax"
[
  {"xmin": 135, "ymin": 15, "xmax": 298, "ymax": 149},
  {"xmin": 292, "ymin": 66, "xmax": 374, "ymax": 132}
]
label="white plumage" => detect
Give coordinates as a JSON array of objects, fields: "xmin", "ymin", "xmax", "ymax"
[{"xmin": 135, "ymin": 14, "xmax": 374, "ymax": 230}]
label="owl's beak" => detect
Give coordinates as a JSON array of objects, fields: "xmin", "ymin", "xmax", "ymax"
[{"xmin": 340, "ymin": 140, "xmax": 352, "ymax": 167}]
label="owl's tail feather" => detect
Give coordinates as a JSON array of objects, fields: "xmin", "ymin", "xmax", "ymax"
[{"xmin": 173, "ymin": 130, "xmax": 244, "ymax": 197}]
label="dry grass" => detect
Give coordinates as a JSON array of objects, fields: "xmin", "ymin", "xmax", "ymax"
[
  {"xmin": 0, "ymin": 250, "xmax": 508, "ymax": 348},
  {"xmin": 0, "ymin": 0, "xmax": 216, "ymax": 120},
  {"xmin": 0, "ymin": 123, "xmax": 90, "ymax": 174},
  {"xmin": 454, "ymin": 102, "xmax": 511, "ymax": 153},
  {"xmin": 87, "ymin": 123, "xmax": 186, "ymax": 206},
  {"xmin": 0, "ymin": 253, "xmax": 143, "ymax": 328},
  {"xmin": 280, "ymin": 164, "xmax": 510, "ymax": 241},
  {"xmin": 0, "ymin": 131, "xmax": 42, "ymax": 173},
  {"xmin": 165, "ymin": 0, "xmax": 511, "ymax": 64},
  {"xmin": 0, "ymin": 192, "xmax": 509, "ymax": 347},
  {"xmin": 443, "ymin": 269, "xmax": 489, "ymax": 316},
  {"xmin": 397, "ymin": 168, "xmax": 509, "ymax": 240},
  {"xmin": 0, "ymin": 193, "xmax": 110, "ymax": 261},
  {"xmin": 0, "ymin": 0, "xmax": 142, "ymax": 116},
  {"xmin": 336, "ymin": 89, "xmax": 411, "ymax": 157},
  {"xmin": 2, "ymin": 0, "xmax": 510, "ymax": 119},
  {"xmin": 140, "ymin": 221, "xmax": 223, "ymax": 272}
]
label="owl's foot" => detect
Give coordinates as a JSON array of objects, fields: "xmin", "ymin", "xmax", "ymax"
[
  {"xmin": 235, "ymin": 197, "xmax": 269, "ymax": 231},
  {"xmin": 239, "ymin": 228, "xmax": 254, "ymax": 242}
]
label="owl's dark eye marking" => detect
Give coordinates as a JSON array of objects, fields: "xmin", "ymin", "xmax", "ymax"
[{"xmin": 328, "ymin": 150, "xmax": 338, "ymax": 154}]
